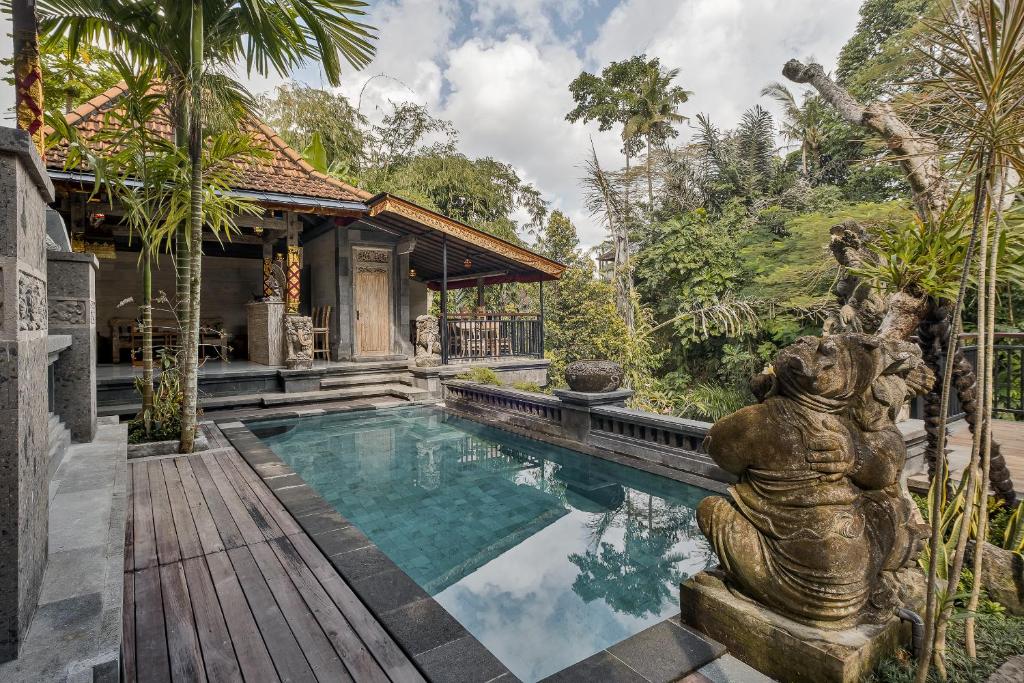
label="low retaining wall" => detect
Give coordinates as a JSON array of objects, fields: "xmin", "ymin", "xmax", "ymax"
[
  {"xmin": 443, "ymin": 380, "xmax": 733, "ymax": 485},
  {"xmin": 444, "ymin": 381, "xmax": 930, "ymax": 488}
]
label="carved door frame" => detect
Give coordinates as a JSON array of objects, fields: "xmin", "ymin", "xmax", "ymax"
[{"xmin": 352, "ymin": 245, "xmax": 394, "ymax": 357}]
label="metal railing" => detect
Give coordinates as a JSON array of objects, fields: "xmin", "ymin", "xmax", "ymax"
[
  {"xmin": 962, "ymin": 333, "xmax": 1024, "ymax": 420},
  {"xmin": 443, "ymin": 313, "xmax": 544, "ymax": 361},
  {"xmin": 912, "ymin": 333, "xmax": 1024, "ymax": 421}
]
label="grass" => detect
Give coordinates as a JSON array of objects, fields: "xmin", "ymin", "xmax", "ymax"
[
  {"xmin": 866, "ymin": 614, "xmax": 1024, "ymax": 682},
  {"xmin": 455, "ymin": 366, "xmax": 502, "ymax": 385}
]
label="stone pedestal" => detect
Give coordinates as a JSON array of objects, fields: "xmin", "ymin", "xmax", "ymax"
[
  {"xmin": 47, "ymin": 252, "xmax": 98, "ymax": 442},
  {"xmin": 246, "ymin": 301, "xmax": 284, "ymax": 366},
  {"xmin": 0, "ymin": 127, "xmax": 55, "ymax": 662},
  {"xmin": 680, "ymin": 571, "xmax": 907, "ymax": 683}
]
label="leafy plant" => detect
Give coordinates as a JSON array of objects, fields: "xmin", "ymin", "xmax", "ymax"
[
  {"xmin": 128, "ymin": 349, "xmax": 188, "ymax": 444},
  {"xmin": 1000, "ymin": 501, "xmax": 1024, "ymax": 554},
  {"xmin": 456, "ymin": 367, "xmax": 501, "ymax": 385},
  {"xmin": 511, "ymin": 381, "xmax": 542, "ymax": 393}
]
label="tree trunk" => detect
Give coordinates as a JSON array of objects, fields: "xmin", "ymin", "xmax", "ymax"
[
  {"xmin": 646, "ymin": 137, "xmax": 654, "ymax": 210},
  {"xmin": 179, "ymin": 1, "xmax": 204, "ymax": 453},
  {"xmin": 141, "ymin": 244, "xmax": 154, "ymax": 436}
]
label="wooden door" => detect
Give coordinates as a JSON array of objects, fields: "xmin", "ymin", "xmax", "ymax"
[{"xmin": 354, "ymin": 249, "xmax": 392, "ymax": 355}]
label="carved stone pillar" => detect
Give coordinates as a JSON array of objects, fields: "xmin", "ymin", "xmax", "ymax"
[
  {"xmin": 0, "ymin": 127, "xmax": 54, "ymax": 661},
  {"xmin": 46, "ymin": 251, "xmax": 98, "ymax": 442}
]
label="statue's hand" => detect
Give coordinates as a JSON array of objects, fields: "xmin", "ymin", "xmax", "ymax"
[{"xmin": 805, "ymin": 433, "xmax": 853, "ymax": 481}]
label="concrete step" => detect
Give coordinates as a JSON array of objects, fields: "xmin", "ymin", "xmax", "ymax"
[
  {"xmin": 261, "ymin": 383, "xmax": 430, "ymax": 407},
  {"xmin": 320, "ymin": 372, "xmax": 413, "ymax": 389},
  {"xmin": 315, "ymin": 360, "xmax": 410, "ymax": 375},
  {"xmin": 47, "ymin": 413, "xmax": 71, "ymax": 482}
]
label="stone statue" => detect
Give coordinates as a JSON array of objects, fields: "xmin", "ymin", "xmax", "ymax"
[
  {"xmin": 284, "ymin": 314, "xmax": 314, "ymax": 369},
  {"xmin": 414, "ymin": 314, "xmax": 442, "ymax": 367},
  {"xmin": 823, "ymin": 221, "xmax": 888, "ymax": 336},
  {"xmin": 698, "ymin": 333, "xmax": 933, "ymax": 629},
  {"xmin": 264, "ymin": 261, "xmax": 286, "ymax": 303}
]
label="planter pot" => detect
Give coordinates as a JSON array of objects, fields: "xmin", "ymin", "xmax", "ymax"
[{"xmin": 564, "ymin": 360, "xmax": 623, "ymax": 393}]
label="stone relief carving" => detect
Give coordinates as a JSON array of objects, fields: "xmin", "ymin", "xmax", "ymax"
[
  {"xmin": 18, "ymin": 272, "xmax": 46, "ymax": 332},
  {"xmin": 698, "ymin": 333, "xmax": 933, "ymax": 629},
  {"xmin": 414, "ymin": 315, "xmax": 441, "ymax": 367},
  {"xmin": 263, "ymin": 261, "xmax": 286, "ymax": 303},
  {"xmin": 284, "ymin": 314, "xmax": 314, "ymax": 370},
  {"xmin": 49, "ymin": 299, "xmax": 88, "ymax": 325}
]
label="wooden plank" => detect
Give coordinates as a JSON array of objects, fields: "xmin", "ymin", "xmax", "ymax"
[
  {"xmin": 162, "ymin": 458, "xmax": 204, "ymax": 560},
  {"xmin": 176, "ymin": 457, "xmax": 227, "ymax": 555},
  {"xmin": 205, "ymin": 551, "xmax": 280, "ymax": 683},
  {"xmin": 289, "ymin": 533, "xmax": 426, "ymax": 683},
  {"xmin": 199, "ymin": 453, "xmax": 266, "ymax": 546},
  {"xmin": 122, "ymin": 570, "xmax": 136, "ymax": 683},
  {"xmin": 132, "ymin": 463, "xmax": 158, "ymax": 571},
  {"xmin": 148, "ymin": 461, "xmax": 181, "ymax": 566},
  {"xmin": 182, "ymin": 556, "xmax": 243, "ymax": 683},
  {"xmin": 221, "ymin": 449, "xmax": 301, "ymax": 536},
  {"xmin": 189, "ymin": 456, "xmax": 245, "ymax": 550},
  {"xmin": 211, "ymin": 450, "xmax": 284, "ymax": 541},
  {"xmin": 247, "ymin": 542, "xmax": 352, "ymax": 682},
  {"xmin": 125, "ymin": 462, "xmax": 135, "ymax": 573},
  {"xmin": 159, "ymin": 562, "xmax": 207, "ymax": 682},
  {"xmin": 227, "ymin": 546, "xmax": 317, "ymax": 683},
  {"xmin": 134, "ymin": 566, "xmax": 171, "ymax": 683},
  {"xmin": 268, "ymin": 537, "xmax": 389, "ymax": 683}
]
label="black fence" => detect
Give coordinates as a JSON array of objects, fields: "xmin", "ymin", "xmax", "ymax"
[
  {"xmin": 911, "ymin": 333, "xmax": 1023, "ymax": 421},
  {"xmin": 443, "ymin": 313, "xmax": 544, "ymax": 361}
]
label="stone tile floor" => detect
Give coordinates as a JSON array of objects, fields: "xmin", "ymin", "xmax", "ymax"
[{"xmin": 0, "ymin": 418, "xmax": 127, "ymax": 683}]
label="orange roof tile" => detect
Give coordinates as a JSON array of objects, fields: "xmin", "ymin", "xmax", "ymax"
[{"xmin": 45, "ymin": 83, "xmax": 371, "ymax": 204}]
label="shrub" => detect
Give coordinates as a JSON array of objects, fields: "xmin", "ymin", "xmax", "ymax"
[
  {"xmin": 456, "ymin": 366, "xmax": 501, "ymax": 385},
  {"xmin": 511, "ymin": 380, "xmax": 542, "ymax": 393}
]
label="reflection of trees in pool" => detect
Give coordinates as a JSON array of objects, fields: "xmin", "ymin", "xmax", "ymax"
[
  {"xmin": 568, "ymin": 519, "xmax": 687, "ymax": 618},
  {"xmin": 568, "ymin": 491, "xmax": 712, "ymax": 618}
]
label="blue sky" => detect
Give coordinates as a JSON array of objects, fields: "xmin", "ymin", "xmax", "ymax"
[{"xmin": 1, "ymin": 1, "xmax": 864, "ymax": 247}]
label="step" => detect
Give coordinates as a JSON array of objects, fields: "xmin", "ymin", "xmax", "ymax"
[
  {"xmin": 47, "ymin": 413, "xmax": 71, "ymax": 481},
  {"xmin": 261, "ymin": 383, "xmax": 429, "ymax": 407},
  {"xmin": 314, "ymin": 360, "xmax": 410, "ymax": 376},
  {"xmin": 320, "ymin": 372, "xmax": 413, "ymax": 389}
]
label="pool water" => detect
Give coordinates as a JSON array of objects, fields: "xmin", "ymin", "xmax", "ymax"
[{"xmin": 253, "ymin": 405, "xmax": 714, "ymax": 682}]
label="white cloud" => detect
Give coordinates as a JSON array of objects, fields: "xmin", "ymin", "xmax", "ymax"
[
  {"xmin": 588, "ymin": 0, "xmax": 862, "ymax": 136},
  {"xmin": 233, "ymin": 0, "xmax": 862, "ymax": 250}
]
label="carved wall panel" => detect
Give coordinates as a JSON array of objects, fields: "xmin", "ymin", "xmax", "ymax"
[{"xmin": 18, "ymin": 272, "xmax": 46, "ymax": 332}]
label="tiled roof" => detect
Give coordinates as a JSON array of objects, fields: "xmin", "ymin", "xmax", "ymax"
[{"xmin": 45, "ymin": 83, "xmax": 371, "ymax": 204}]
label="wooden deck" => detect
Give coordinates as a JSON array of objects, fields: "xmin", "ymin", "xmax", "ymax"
[
  {"xmin": 909, "ymin": 419, "xmax": 1024, "ymax": 497},
  {"xmin": 123, "ymin": 445, "xmax": 426, "ymax": 683}
]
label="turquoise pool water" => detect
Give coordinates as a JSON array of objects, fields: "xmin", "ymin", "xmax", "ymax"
[{"xmin": 253, "ymin": 405, "xmax": 714, "ymax": 682}]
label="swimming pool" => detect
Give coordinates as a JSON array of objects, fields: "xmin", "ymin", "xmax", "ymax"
[{"xmin": 252, "ymin": 405, "xmax": 714, "ymax": 682}]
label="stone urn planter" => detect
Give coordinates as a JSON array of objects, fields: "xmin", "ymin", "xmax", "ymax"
[{"xmin": 564, "ymin": 360, "xmax": 623, "ymax": 393}]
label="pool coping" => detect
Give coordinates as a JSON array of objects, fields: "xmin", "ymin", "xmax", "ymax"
[{"xmin": 215, "ymin": 404, "xmax": 729, "ymax": 683}]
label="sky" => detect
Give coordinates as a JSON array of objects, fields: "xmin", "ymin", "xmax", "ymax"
[{"xmin": 1, "ymin": 1, "xmax": 864, "ymax": 248}]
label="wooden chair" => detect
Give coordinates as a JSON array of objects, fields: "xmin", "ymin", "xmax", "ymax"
[{"xmin": 313, "ymin": 305, "xmax": 332, "ymax": 361}]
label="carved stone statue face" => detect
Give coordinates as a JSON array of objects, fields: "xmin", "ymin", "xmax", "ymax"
[{"xmin": 774, "ymin": 334, "xmax": 881, "ymax": 402}]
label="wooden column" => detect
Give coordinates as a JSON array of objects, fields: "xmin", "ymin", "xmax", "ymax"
[{"xmin": 441, "ymin": 235, "xmax": 449, "ymax": 365}]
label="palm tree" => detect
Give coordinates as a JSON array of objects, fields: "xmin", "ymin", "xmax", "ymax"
[
  {"xmin": 38, "ymin": 0, "xmax": 376, "ymax": 452},
  {"xmin": 761, "ymin": 81, "xmax": 825, "ymax": 180},
  {"xmin": 622, "ymin": 67, "xmax": 690, "ymax": 208}
]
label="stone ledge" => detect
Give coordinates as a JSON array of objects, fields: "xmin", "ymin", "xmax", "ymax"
[
  {"xmin": 680, "ymin": 571, "xmax": 907, "ymax": 683},
  {"xmin": 45, "ymin": 251, "xmax": 99, "ymax": 270},
  {"xmin": 0, "ymin": 127, "xmax": 54, "ymax": 202}
]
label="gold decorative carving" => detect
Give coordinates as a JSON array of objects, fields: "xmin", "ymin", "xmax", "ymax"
[
  {"xmin": 356, "ymin": 248, "xmax": 391, "ymax": 264},
  {"xmin": 71, "ymin": 234, "xmax": 116, "ymax": 259},
  {"xmin": 368, "ymin": 197, "xmax": 564, "ymax": 277}
]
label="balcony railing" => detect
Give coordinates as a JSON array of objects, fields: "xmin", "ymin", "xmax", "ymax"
[
  {"xmin": 911, "ymin": 332, "xmax": 1024, "ymax": 421},
  {"xmin": 442, "ymin": 313, "xmax": 544, "ymax": 362}
]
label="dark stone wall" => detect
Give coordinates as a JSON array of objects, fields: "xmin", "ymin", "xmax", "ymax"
[{"xmin": 0, "ymin": 127, "xmax": 55, "ymax": 661}]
